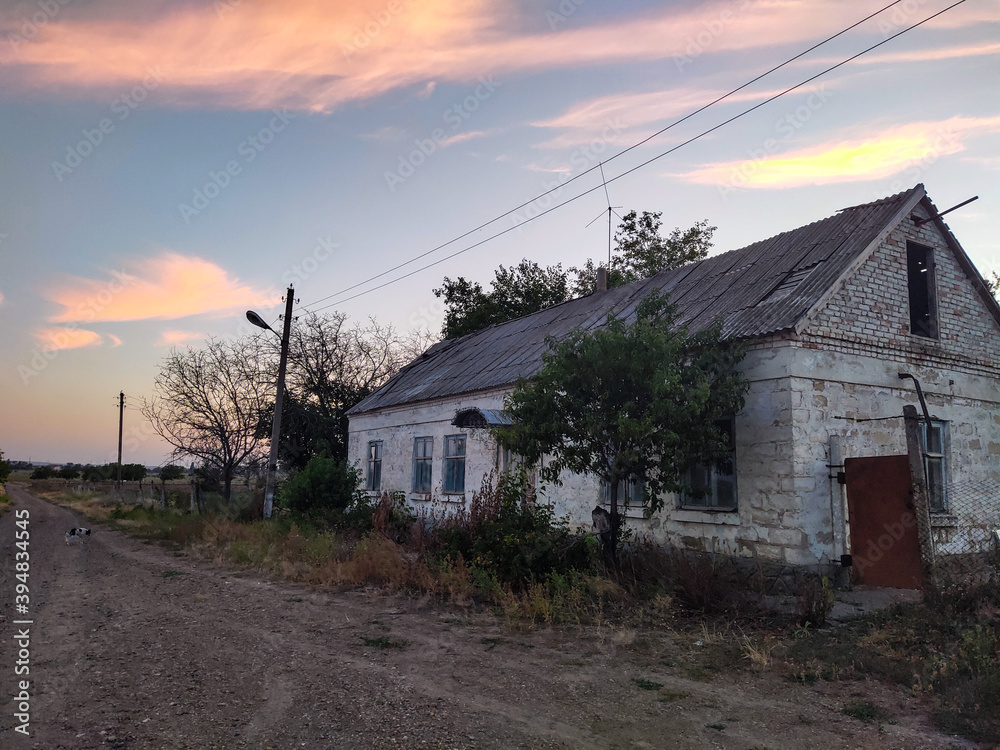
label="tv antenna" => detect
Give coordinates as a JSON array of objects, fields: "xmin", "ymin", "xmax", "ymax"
[{"xmin": 585, "ymin": 162, "xmax": 622, "ymax": 267}]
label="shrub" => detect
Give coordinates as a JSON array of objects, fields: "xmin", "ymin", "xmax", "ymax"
[
  {"xmin": 30, "ymin": 465, "xmax": 56, "ymax": 480},
  {"xmin": 432, "ymin": 471, "xmax": 596, "ymax": 590},
  {"xmin": 278, "ymin": 454, "xmax": 366, "ymax": 517}
]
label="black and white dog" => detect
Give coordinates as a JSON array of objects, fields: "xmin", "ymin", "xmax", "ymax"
[{"xmin": 65, "ymin": 528, "xmax": 91, "ymax": 545}]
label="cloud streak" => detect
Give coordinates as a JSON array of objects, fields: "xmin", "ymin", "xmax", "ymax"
[
  {"xmin": 2, "ymin": 0, "xmax": 988, "ymax": 112},
  {"xmin": 678, "ymin": 116, "xmax": 1000, "ymax": 188},
  {"xmin": 35, "ymin": 327, "xmax": 104, "ymax": 352},
  {"xmin": 45, "ymin": 252, "xmax": 277, "ymax": 323}
]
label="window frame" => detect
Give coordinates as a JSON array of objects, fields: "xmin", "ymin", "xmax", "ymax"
[
  {"xmin": 412, "ymin": 436, "xmax": 433, "ymax": 493},
  {"xmin": 921, "ymin": 419, "xmax": 948, "ymax": 513},
  {"xmin": 906, "ymin": 241, "xmax": 939, "ymax": 339},
  {"xmin": 679, "ymin": 418, "xmax": 738, "ymax": 511},
  {"xmin": 442, "ymin": 434, "xmax": 467, "ymax": 494},
  {"xmin": 365, "ymin": 440, "xmax": 383, "ymax": 492},
  {"xmin": 601, "ymin": 477, "xmax": 646, "ymax": 510}
]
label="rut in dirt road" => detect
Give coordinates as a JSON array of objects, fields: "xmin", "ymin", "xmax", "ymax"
[{"xmin": 0, "ymin": 486, "xmax": 966, "ymax": 750}]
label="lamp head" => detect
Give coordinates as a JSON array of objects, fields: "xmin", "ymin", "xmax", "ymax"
[{"xmin": 246, "ymin": 310, "xmax": 275, "ymax": 333}]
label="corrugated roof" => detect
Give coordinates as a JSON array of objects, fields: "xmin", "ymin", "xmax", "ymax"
[{"xmin": 350, "ymin": 185, "xmax": 924, "ymax": 414}]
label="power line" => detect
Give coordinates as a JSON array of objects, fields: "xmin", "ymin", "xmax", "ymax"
[
  {"xmin": 297, "ymin": 0, "xmax": 906, "ymax": 313},
  {"xmin": 302, "ymin": 0, "xmax": 965, "ymax": 314}
]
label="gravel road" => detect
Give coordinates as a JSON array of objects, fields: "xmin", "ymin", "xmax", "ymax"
[{"xmin": 0, "ymin": 485, "xmax": 970, "ymax": 749}]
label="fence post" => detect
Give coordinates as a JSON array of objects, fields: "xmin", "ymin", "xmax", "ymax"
[{"xmin": 903, "ymin": 404, "xmax": 936, "ymax": 582}]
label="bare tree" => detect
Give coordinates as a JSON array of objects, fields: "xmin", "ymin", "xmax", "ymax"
[
  {"xmin": 142, "ymin": 337, "xmax": 273, "ymax": 502},
  {"xmin": 276, "ymin": 312, "xmax": 409, "ymax": 466}
]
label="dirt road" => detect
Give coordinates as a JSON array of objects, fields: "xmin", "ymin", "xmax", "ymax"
[{"xmin": 0, "ymin": 486, "xmax": 970, "ymax": 749}]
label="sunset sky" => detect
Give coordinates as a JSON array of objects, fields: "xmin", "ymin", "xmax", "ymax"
[{"xmin": 1, "ymin": 0, "xmax": 998, "ymax": 466}]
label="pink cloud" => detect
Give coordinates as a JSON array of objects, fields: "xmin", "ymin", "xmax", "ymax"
[
  {"xmin": 35, "ymin": 327, "xmax": 104, "ymax": 352},
  {"xmin": 45, "ymin": 252, "xmax": 277, "ymax": 323},
  {"xmin": 2, "ymin": 1, "xmax": 981, "ymax": 112}
]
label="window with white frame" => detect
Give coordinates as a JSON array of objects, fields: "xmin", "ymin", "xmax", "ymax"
[
  {"xmin": 412, "ymin": 437, "xmax": 433, "ymax": 493},
  {"xmin": 365, "ymin": 440, "xmax": 383, "ymax": 492},
  {"xmin": 443, "ymin": 435, "xmax": 466, "ymax": 493},
  {"xmin": 681, "ymin": 418, "xmax": 737, "ymax": 510},
  {"xmin": 922, "ymin": 419, "xmax": 948, "ymax": 513}
]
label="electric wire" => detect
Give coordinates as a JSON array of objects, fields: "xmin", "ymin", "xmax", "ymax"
[{"xmin": 301, "ymin": 0, "xmax": 965, "ymax": 314}]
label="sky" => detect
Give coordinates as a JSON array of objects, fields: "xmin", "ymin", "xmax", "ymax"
[{"xmin": 0, "ymin": 0, "xmax": 998, "ymax": 467}]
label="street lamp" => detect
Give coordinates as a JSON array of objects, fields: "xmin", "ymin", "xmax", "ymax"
[{"xmin": 247, "ymin": 285, "xmax": 295, "ymax": 519}]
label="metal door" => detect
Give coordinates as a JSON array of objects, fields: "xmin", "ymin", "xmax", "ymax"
[{"xmin": 845, "ymin": 455, "xmax": 923, "ymax": 589}]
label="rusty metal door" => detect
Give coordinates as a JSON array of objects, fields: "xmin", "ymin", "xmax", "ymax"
[{"xmin": 845, "ymin": 455, "xmax": 923, "ymax": 589}]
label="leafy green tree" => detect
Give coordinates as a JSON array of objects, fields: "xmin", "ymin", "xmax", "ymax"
[
  {"xmin": 120, "ymin": 463, "xmax": 147, "ymax": 482},
  {"xmin": 30, "ymin": 466, "xmax": 56, "ymax": 480},
  {"xmin": 435, "ymin": 259, "xmax": 569, "ymax": 339},
  {"xmin": 570, "ymin": 213, "xmax": 714, "ymax": 295},
  {"xmin": 496, "ymin": 293, "xmax": 747, "ymax": 566},
  {"xmin": 158, "ymin": 464, "xmax": 185, "ymax": 483},
  {"xmin": 57, "ymin": 466, "xmax": 81, "ymax": 480},
  {"xmin": 0, "ymin": 450, "xmax": 11, "ymax": 484},
  {"xmin": 985, "ymin": 270, "xmax": 1000, "ymax": 300},
  {"xmin": 278, "ymin": 452, "xmax": 365, "ymax": 516},
  {"xmin": 435, "ymin": 215, "xmax": 713, "ymax": 339}
]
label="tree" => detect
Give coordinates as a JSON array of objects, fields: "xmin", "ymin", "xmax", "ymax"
[
  {"xmin": 57, "ymin": 466, "xmax": 81, "ymax": 480},
  {"xmin": 496, "ymin": 292, "xmax": 748, "ymax": 566},
  {"xmin": 0, "ymin": 450, "xmax": 11, "ymax": 484},
  {"xmin": 277, "ymin": 312, "xmax": 407, "ymax": 468},
  {"xmin": 278, "ymin": 452, "xmax": 365, "ymax": 516},
  {"xmin": 435, "ymin": 259, "xmax": 569, "ymax": 339},
  {"xmin": 30, "ymin": 466, "xmax": 56, "ymax": 480},
  {"xmin": 569, "ymin": 213, "xmax": 714, "ymax": 295},
  {"xmin": 435, "ymin": 215, "xmax": 713, "ymax": 338},
  {"xmin": 985, "ymin": 271, "xmax": 1000, "ymax": 300},
  {"xmin": 120, "ymin": 464, "xmax": 147, "ymax": 482},
  {"xmin": 143, "ymin": 337, "xmax": 273, "ymax": 502}
]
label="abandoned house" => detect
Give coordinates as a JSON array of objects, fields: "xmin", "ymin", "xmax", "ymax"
[{"xmin": 347, "ymin": 184, "xmax": 1000, "ymax": 584}]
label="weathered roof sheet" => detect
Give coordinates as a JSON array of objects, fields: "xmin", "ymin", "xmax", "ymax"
[
  {"xmin": 350, "ymin": 185, "xmax": 924, "ymax": 414},
  {"xmin": 452, "ymin": 408, "xmax": 513, "ymax": 428}
]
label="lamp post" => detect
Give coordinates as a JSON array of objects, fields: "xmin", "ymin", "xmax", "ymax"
[{"xmin": 247, "ymin": 285, "xmax": 295, "ymax": 519}]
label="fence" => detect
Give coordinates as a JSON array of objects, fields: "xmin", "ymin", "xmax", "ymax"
[{"xmin": 931, "ymin": 478, "xmax": 1000, "ymax": 579}]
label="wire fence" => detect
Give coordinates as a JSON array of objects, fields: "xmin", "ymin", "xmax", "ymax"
[{"xmin": 932, "ymin": 479, "xmax": 1000, "ymax": 579}]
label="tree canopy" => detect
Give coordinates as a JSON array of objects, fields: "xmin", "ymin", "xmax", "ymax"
[
  {"xmin": 143, "ymin": 337, "xmax": 274, "ymax": 501},
  {"xmin": 435, "ymin": 212, "xmax": 714, "ymax": 339},
  {"xmin": 496, "ymin": 292, "xmax": 747, "ymax": 564},
  {"xmin": 0, "ymin": 450, "xmax": 11, "ymax": 484}
]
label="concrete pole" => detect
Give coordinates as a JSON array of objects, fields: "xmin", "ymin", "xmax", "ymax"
[
  {"xmin": 263, "ymin": 287, "xmax": 295, "ymax": 519},
  {"xmin": 903, "ymin": 404, "xmax": 936, "ymax": 579}
]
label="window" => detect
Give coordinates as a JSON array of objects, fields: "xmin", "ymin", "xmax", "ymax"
[
  {"xmin": 602, "ymin": 477, "xmax": 645, "ymax": 509},
  {"xmin": 365, "ymin": 441, "xmax": 382, "ymax": 492},
  {"xmin": 412, "ymin": 437, "xmax": 433, "ymax": 493},
  {"xmin": 907, "ymin": 242, "xmax": 938, "ymax": 339},
  {"xmin": 922, "ymin": 420, "xmax": 948, "ymax": 513},
  {"xmin": 681, "ymin": 418, "xmax": 737, "ymax": 510},
  {"xmin": 443, "ymin": 435, "xmax": 466, "ymax": 493}
]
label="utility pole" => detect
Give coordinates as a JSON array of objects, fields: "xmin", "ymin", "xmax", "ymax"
[
  {"xmin": 264, "ymin": 287, "xmax": 295, "ymax": 519},
  {"xmin": 117, "ymin": 391, "xmax": 125, "ymax": 488}
]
